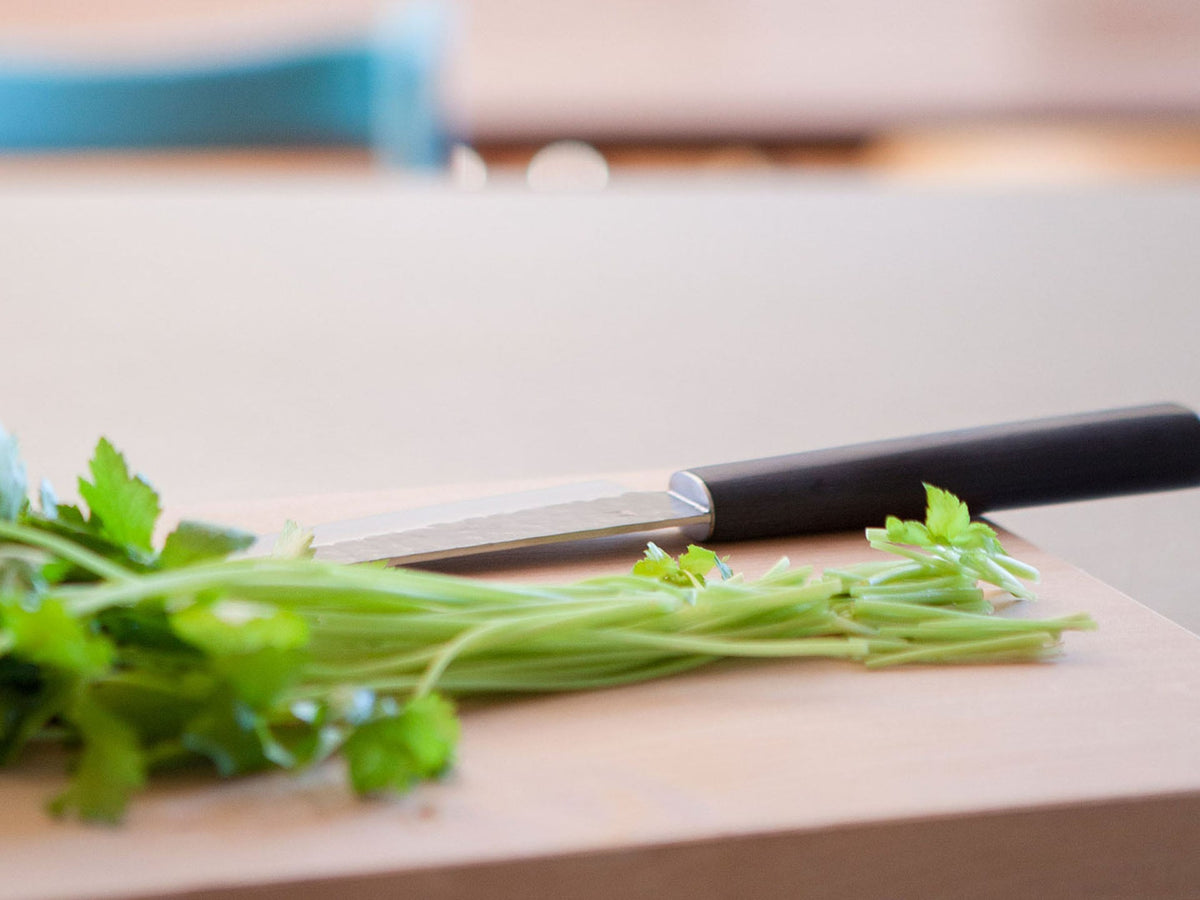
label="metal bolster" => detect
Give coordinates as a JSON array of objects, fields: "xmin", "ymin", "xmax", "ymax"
[{"xmin": 668, "ymin": 470, "xmax": 715, "ymax": 541}]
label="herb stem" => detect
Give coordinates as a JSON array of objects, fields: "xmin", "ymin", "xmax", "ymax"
[{"xmin": 0, "ymin": 520, "xmax": 134, "ymax": 582}]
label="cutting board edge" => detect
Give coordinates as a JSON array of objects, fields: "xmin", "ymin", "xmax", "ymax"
[{"xmin": 123, "ymin": 788, "xmax": 1200, "ymax": 900}]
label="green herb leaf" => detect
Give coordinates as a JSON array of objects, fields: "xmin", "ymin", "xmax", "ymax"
[
  {"xmin": 923, "ymin": 485, "xmax": 1006, "ymax": 551},
  {"xmin": 88, "ymin": 676, "xmax": 208, "ymax": 745},
  {"xmin": 77, "ymin": 438, "xmax": 160, "ymax": 554},
  {"xmin": 2, "ymin": 597, "xmax": 114, "ymax": 678},
  {"xmin": 181, "ymin": 691, "xmax": 272, "ymax": 777},
  {"xmin": 881, "ymin": 487, "xmax": 1005, "ymax": 554},
  {"xmin": 923, "ymin": 484, "xmax": 972, "ymax": 543},
  {"xmin": 170, "ymin": 600, "xmax": 309, "ymax": 657},
  {"xmin": 53, "ymin": 504, "xmax": 88, "ymax": 529},
  {"xmin": 97, "ymin": 604, "xmax": 196, "ymax": 654},
  {"xmin": 213, "ymin": 648, "xmax": 308, "ymax": 712},
  {"xmin": 678, "ymin": 545, "xmax": 719, "ymax": 578},
  {"xmin": 272, "ymin": 521, "xmax": 315, "ymax": 560},
  {"xmin": 50, "ymin": 694, "xmax": 146, "ymax": 823},
  {"xmin": 634, "ymin": 543, "xmax": 729, "ymax": 586},
  {"xmin": 0, "ymin": 425, "xmax": 27, "ymax": 522},
  {"xmin": 0, "ymin": 659, "xmax": 69, "ymax": 764},
  {"xmin": 160, "ymin": 521, "xmax": 256, "ymax": 569},
  {"xmin": 22, "ymin": 507, "xmax": 151, "ymax": 581},
  {"xmin": 884, "ymin": 514, "xmax": 931, "ymax": 546},
  {"xmin": 37, "ymin": 479, "xmax": 59, "ymax": 520},
  {"xmin": 631, "ymin": 542, "xmax": 677, "ymax": 581},
  {"xmin": 170, "ymin": 601, "xmax": 309, "ymax": 711},
  {"xmin": 682, "ymin": 545, "xmax": 732, "ymax": 580},
  {"xmin": 343, "ymin": 694, "xmax": 459, "ymax": 795}
]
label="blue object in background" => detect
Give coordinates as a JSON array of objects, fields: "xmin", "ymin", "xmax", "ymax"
[{"xmin": 0, "ymin": 2, "xmax": 449, "ymax": 168}]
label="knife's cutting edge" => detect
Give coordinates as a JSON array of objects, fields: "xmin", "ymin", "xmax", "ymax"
[{"xmin": 248, "ymin": 481, "xmax": 713, "ymax": 566}]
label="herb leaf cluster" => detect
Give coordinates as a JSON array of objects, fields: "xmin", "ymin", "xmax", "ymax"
[{"xmin": 0, "ymin": 429, "xmax": 1092, "ymax": 822}]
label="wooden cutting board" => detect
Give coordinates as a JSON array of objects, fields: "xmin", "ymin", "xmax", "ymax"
[{"xmin": 2, "ymin": 481, "xmax": 1198, "ymax": 900}]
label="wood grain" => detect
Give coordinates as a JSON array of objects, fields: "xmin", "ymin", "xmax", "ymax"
[{"xmin": 2, "ymin": 479, "xmax": 1198, "ymax": 899}]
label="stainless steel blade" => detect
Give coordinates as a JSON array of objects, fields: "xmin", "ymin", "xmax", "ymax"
[{"xmin": 250, "ymin": 480, "xmax": 713, "ymax": 566}]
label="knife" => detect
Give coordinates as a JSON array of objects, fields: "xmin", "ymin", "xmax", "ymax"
[{"xmin": 258, "ymin": 403, "xmax": 1200, "ymax": 566}]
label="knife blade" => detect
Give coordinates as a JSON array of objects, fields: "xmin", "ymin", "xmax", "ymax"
[{"xmin": 253, "ymin": 403, "xmax": 1200, "ymax": 566}]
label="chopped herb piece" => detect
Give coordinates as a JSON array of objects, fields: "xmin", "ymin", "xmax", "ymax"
[{"xmin": 160, "ymin": 521, "xmax": 256, "ymax": 569}]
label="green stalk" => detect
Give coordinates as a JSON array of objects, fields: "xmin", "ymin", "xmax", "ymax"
[
  {"xmin": 864, "ymin": 632, "xmax": 1062, "ymax": 668},
  {"xmin": 295, "ymin": 654, "xmax": 720, "ymax": 697},
  {"xmin": 850, "ymin": 597, "xmax": 993, "ymax": 623},
  {"xmin": 0, "ymin": 520, "xmax": 134, "ymax": 583},
  {"xmin": 305, "ymin": 599, "xmax": 674, "ymax": 683},
  {"xmin": 875, "ymin": 614, "xmax": 1096, "ymax": 642},
  {"xmin": 58, "ymin": 557, "xmax": 578, "ymax": 616},
  {"xmin": 853, "ymin": 586, "xmax": 984, "ymax": 606},
  {"xmin": 589, "ymin": 631, "xmax": 873, "ymax": 659}
]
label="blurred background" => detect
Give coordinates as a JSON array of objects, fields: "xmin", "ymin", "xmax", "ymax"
[
  {"xmin": 2, "ymin": 0, "xmax": 1200, "ymax": 179},
  {"xmin": 0, "ymin": 1, "xmax": 1198, "ymax": 628}
]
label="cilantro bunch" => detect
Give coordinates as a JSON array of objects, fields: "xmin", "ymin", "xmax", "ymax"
[
  {"xmin": 0, "ymin": 430, "xmax": 1093, "ymax": 823},
  {"xmin": 0, "ymin": 432, "xmax": 457, "ymax": 822}
]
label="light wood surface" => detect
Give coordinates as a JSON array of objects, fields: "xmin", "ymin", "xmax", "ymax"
[{"xmin": 2, "ymin": 479, "xmax": 1198, "ymax": 899}]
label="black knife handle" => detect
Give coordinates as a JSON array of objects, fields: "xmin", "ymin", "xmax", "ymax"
[{"xmin": 674, "ymin": 403, "xmax": 1200, "ymax": 541}]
